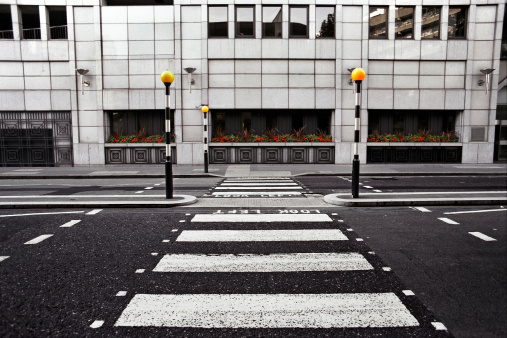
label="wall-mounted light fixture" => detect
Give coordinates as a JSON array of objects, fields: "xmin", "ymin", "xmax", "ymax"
[
  {"xmin": 347, "ymin": 68, "xmax": 356, "ymax": 86},
  {"xmin": 184, "ymin": 67, "xmax": 196, "ymax": 93},
  {"xmin": 76, "ymin": 69, "xmax": 89, "ymax": 95},
  {"xmin": 478, "ymin": 68, "xmax": 495, "ymax": 94}
]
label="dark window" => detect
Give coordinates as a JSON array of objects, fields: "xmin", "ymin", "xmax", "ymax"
[
  {"xmin": 289, "ymin": 6, "xmax": 308, "ymax": 38},
  {"xmin": 209, "ymin": 6, "xmax": 228, "ymax": 38},
  {"xmin": 235, "ymin": 6, "xmax": 254, "ymax": 38},
  {"xmin": 110, "ymin": 110, "xmax": 172, "ymax": 136},
  {"xmin": 0, "ymin": 5, "xmax": 13, "ymax": 39},
  {"xmin": 422, "ymin": 6, "xmax": 440, "ymax": 39},
  {"xmin": 368, "ymin": 110, "xmax": 458, "ymax": 135},
  {"xmin": 48, "ymin": 6, "xmax": 67, "ymax": 40},
  {"xmin": 263, "ymin": 6, "xmax": 282, "ymax": 38},
  {"xmin": 106, "ymin": 0, "xmax": 173, "ymax": 5},
  {"xmin": 501, "ymin": 11, "xmax": 506, "ymax": 59},
  {"xmin": 316, "ymin": 6, "xmax": 335, "ymax": 38},
  {"xmin": 448, "ymin": 6, "xmax": 467, "ymax": 39},
  {"xmin": 20, "ymin": 6, "xmax": 41, "ymax": 40},
  {"xmin": 369, "ymin": 6, "xmax": 388, "ymax": 39},
  {"xmin": 395, "ymin": 7, "xmax": 414, "ymax": 39}
]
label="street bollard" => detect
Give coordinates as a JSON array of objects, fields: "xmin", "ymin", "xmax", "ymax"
[
  {"xmin": 351, "ymin": 68, "xmax": 366, "ymax": 198},
  {"xmin": 202, "ymin": 105, "xmax": 209, "ymax": 173},
  {"xmin": 160, "ymin": 70, "xmax": 174, "ymax": 199}
]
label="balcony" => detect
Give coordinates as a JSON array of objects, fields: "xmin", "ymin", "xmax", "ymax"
[
  {"xmin": 50, "ymin": 25, "xmax": 67, "ymax": 40},
  {"xmin": 0, "ymin": 30, "xmax": 13, "ymax": 39},
  {"xmin": 22, "ymin": 28, "xmax": 41, "ymax": 40}
]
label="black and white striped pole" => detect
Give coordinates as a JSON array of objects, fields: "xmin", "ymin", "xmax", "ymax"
[
  {"xmin": 160, "ymin": 70, "xmax": 175, "ymax": 199},
  {"xmin": 351, "ymin": 68, "xmax": 366, "ymax": 198},
  {"xmin": 201, "ymin": 105, "xmax": 209, "ymax": 173}
]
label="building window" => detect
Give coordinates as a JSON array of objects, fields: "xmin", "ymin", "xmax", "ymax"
[
  {"xmin": 448, "ymin": 6, "xmax": 467, "ymax": 39},
  {"xmin": 316, "ymin": 6, "xmax": 335, "ymax": 38},
  {"xmin": 395, "ymin": 7, "xmax": 414, "ymax": 39},
  {"xmin": 0, "ymin": 5, "xmax": 13, "ymax": 39},
  {"xmin": 235, "ymin": 6, "xmax": 254, "ymax": 38},
  {"xmin": 209, "ymin": 6, "xmax": 228, "ymax": 38},
  {"xmin": 20, "ymin": 6, "xmax": 41, "ymax": 40},
  {"xmin": 422, "ymin": 7, "xmax": 440, "ymax": 39},
  {"xmin": 106, "ymin": 0, "xmax": 174, "ymax": 5},
  {"xmin": 262, "ymin": 6, "xmax": 282, "ymax": 38},
  {"xmin": 369, "ymin": 6, "xmax": 388, "ymax": 39},
  {"xmin": 289, "ymin": 6, "xmax": 308, "ymax": 38},
  {"xmin": 368, "ymin": 110, "xmax": 457, "ymax": 136},
  {"xmin": 48, "ymin": 6, "xmax": 67, "ymax": 40},
  {"xmin": 109, "ymin": 110, "xmax": 173, "ymax": 138}
]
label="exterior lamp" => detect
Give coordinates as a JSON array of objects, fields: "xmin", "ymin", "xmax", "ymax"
[
  {"xmin": 479, "ymin": 68, "xmax": 495, "ymax": 95},
  {"xmin": 160, "ymin": 70, "xmax": 175, "ymax": 199},
  {"xmin": 202, "ymin": 105, "xmax": 209, "ymax": 173},
  {"xmin": 76, "ymin": 69, "xmax": 89, "ymax": 95},
  {"xmin": 184, "ymin": 67, "xmax": 196, "ymax": 93},
  {"xmin": 350, "ymin": 67, "xmax": 366, "ymax": 198}
]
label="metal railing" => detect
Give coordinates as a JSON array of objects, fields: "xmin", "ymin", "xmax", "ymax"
[
  {"xmin": 50, "ymin": 25, "xmax": 67, "ymax": 40},
  {"xmin": 22, "ymin": 28, "xmax": 41, "ymax": 40},
  {"xmin": 0, "ymin": 30, "xmax": 14, "ymax": 39}
]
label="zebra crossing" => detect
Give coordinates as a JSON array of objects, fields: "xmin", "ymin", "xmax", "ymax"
[
  {"xmin": 205, "ymin": 177, "xmax": 308, "ymax": 198},
  {"xmin": 108, "ymin": 211, "xmax": 450, "ymax": 336}
]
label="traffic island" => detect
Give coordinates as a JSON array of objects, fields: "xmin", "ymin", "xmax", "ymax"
[
  {"xmin": 323, "ymin": 192, "xmax": 507, "ymax": 207},
  {"xmin": 0, "ymin": 195, "xmax": 197, "ymax": 209}
]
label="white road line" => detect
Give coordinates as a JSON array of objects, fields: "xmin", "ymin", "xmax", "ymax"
[
  {"xmin": 363, "ymin": 186, "xmax": 373, "ymax": 189},
  {"xmin": 373, "ymin": 190, "xmax": 382, "ymax": 193},
  {"xmin": 135, "ymin": 191, "xmax": 143, "ymax": 194},
  {"xmin": 224, "ymin": 177, "xmax": 290, "ymax": 180},
  {"xmin": 90, "ymin": 320, "xmax": 104, "ymax": 328},
  {"xmin": 0, "ymin": 211, "xmax": 84, "ymax": 218},
  {"xmin": 382, "ymin": 267, "xmax": 392, "ymax": 271},
  {"xmin": 135, "ymin": 269, "xmax": 145, "ymax": 273},
  {"xmin": 116, "ymin": 291, "xmax": 128, "ymax": 297},
  {"xmin": 432, "ymin": 322, "xmax": 447, "ymax": 330},
  {"xmin": 403, "ymin": 290, "xmax": 415, "ymax": 296},
  {"xmin": 191, "ymin": 214, "xmax": 332, "ymax": 223},
  {"xmin": 468, "ymin": 232, "xmax": 497, "ymax": 241},
  {"xmin": 215, "ymin": 186, "xmax": 303, "ymax": 190},
  {"xmin": 114, "ymin": 293, "xmax": 419, "ymax": 328},
  {"xmin": 145, "ymin": 187, "xmax": 154, "ymax": 190},
  {"xmin": 24, "ymin": 234, "xmax": 53, "ymax": 245},
  {"xmin": 86, "ymin": 209, "xmax": 102, "ymax": 215},
  {"xmin": 153, "ymin": 253, "xmax": 374, "ymax": 272},
  {"xmin": 438, "ymin": 217, "xmax": 459, "ymax": 225},
  {"xmin": 212, "ymin": 192, "xmax": 302, "ymax": 196},
  {"xmin": 60, "ymin": 220, "xmax": 81, "ymax": 228},
  {"xmin": 221, "ymin": 183, "xmax": 298, "ymax": 186},
  {"xmin": 0, "ymin": 256, "xmax": 9, "ymax": 263},
  {"xmin": 176, "ymin": 229, "xmax": 348, "ymax": 242},
  {"xmin": 412, "ymin": 207, "xmax": 431, "ymax": 212},
  {"xmin": 444, "ymin": 208, "xmax": 507, "ymax": 215}
]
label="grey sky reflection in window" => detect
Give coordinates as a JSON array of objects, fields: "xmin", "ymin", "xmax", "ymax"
[
  {"xmin": 209, "ymin": 6, "xmax": 228, "ymax": 38},
  {"xmin": 263, "ymin": 6, "xmax": 282, "ymax": 37},
  {"xmin": 290, "ymin": 6, "xmax": 308, "ymax": 37}
]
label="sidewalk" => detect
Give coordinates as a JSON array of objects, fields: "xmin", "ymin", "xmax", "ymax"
[{"xmin": 0, "ymin": 163, "xmax": 506, "ymax": 179}]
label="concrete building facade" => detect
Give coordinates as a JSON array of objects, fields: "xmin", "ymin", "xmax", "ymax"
[{"xmin": 0, "ymin": 0, "xmax": 505, "ymax": 166}]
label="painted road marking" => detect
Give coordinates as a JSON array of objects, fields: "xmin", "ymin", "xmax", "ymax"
[
  {"xmin": 153, "ymin": 253, "xmax": 374, "ymax": 272},
  {"xmin": 116, "ymin": 291, "xmax": 128, "ymax": 297},
  {"xmin": 0, "ymin": 211, "xmax": 84, "ymax": 218},
  {"xmin": 444, "ymin": 208, "xmax": 507, "ymax": 215},
  {"xmin": 177, "ymin": 229, "xmax": 348, "ymax": 242},
  {"xmin": 90, "ymin": 320, "xmax": 104, "ymax": 328},
  {"xmin": 191, "ymin": 214, "xmax": 332, "ymax": 223},
  {"xmin": 24, "ymin": 234, "xmax": 53, "ymax": 245},
  {"xmin": 403, "ymin": 290, "xmax": 415, "ymax": 296},
  {"xmin": 215, "ymin": 186, "xmax": 302, "ymax": 190},
  {"xmin": 382, "ymin": 267, "xmax": 392, "ymax": 271},
  {"xmin": 373, "ymin": 190, "xmax": 382, "ymax": 193},
  {"xmin": 412, "ymin": 207, "xmax": 431, "ymax": 212},
  {"xmin": 221, "ymin": 183, "xmax": 298, "ymax": 186},
  {"xmin": 114, "ymin": 293, "xmax": 419, "ymax": 328},
  {"xmin": 212, "ymin": 191, "xmax": 302, "ymax": 196},
  {"xmin": 135, "ymin": 191, "xmax": 143, "ymax": 194},
  {"xmin": 364, "ymin": 186, "xmax": 373, "ymax": 189},
  {"xmin": 432, "ymin": 322, "xmax": 447, "ymax": 330},
  {"xmin": 135, "ymin": 269, "xmax": 145, "ymax": 274},
  {"xmin": 86, "ymin": 209, "xmax": 103, "ymax": 215},
  {"xmin": 0, "ymin": 256, "xmax": 9, "ymax": 263},
  {"xmin": 438, "ymin": 218, "xmax": 459, "ymax": 225},
  {"xmin": 60, "ymin": 220, "xmax": 81, "ymax": 228},
  {"xmin": 468, "ymin": 232, "xmax": 497, "ymax": 241}
]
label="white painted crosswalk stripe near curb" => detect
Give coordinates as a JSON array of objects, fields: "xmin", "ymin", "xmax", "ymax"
[
  {"xmin": 153, "ymin": 253, "xmax": 374, "ymax": 272},
  {"xmin": 24, "ymin": 234, "xmax": 53, "ymax": 245},
  {"xmin": 221, "ymin": 183, "xmax": 298, "ymax": 186},
  {"xmin": 212, "ymin": 191, "xmax": 302, "ymax": 196},
  {"xmin": 216, "ymin": 186, "xmax": 303, "ymax": 190},
  {"xmin": 114, "ymin": 293, "xmax": 419, "ymax": 328},
  {"xmin": 176, "ymin": 229, "xmax": 348, "ymax": 242},
  {"xmin": 191, "ymin": 214, "xmax": 332, "ymax": 222}
]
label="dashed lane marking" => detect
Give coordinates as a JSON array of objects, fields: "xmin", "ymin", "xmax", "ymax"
[
  {"xmin": 438, "ymin": 217, "xmax": 459, "ymax": 225},
  {"xmin": 86, "ymin": 209, "xmax": 103, "ymax": 215},
  {"xmin": 468, "ymin": 232, "xmax": 497, "ymax": 242},
  {"xmin": 24, "ymin": 234, "xmax": 53, "ymax": 245},
  {"xmin": 411, "ymin": 207, "xmax": 431, "ymax": 212},
  {"xmin": 0, "ymin": 256, "xmax": 9, "ymax": 263},
  {"xmin": 114, "ymin": 293, "xmax": 420, "ymax": 328},
  {"xmin": 90, "ymin": 320, "xmax": 104, "ymax": 329},
  {"xmin": 152, "ymin": 253, "xmax": 374, "ymax": 272},
  {"xmin": 432, "ymin": 322, "xmax": 448, "ymax": 331},
  {"xmin": 116, "ymin": 291, "xmax": 128, "ymax": 297},
  {"xmin": 60, "ymin": 220, "xmax": 81, "ymax": 228}
]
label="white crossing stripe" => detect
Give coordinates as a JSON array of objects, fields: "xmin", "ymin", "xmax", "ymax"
[
  {"xmin": 225, "ymin": 177, "xmax": 290, "ymax": 181},
  {"xmin": 24, "ymin": 234, "xmax": 53, "ymax": 245},
  {"xmin": 177, "ymin": 229, "xmax": 348, "ymax": 242},
  {"xmin": 114, "ymin": 293, "xmax": 419, "ymax": 328},
  {"xmin": 60, "ymin": 220, "xmax": 81, "ymax": 228},
  {"xmin": 221, "ymin": 183, "xmax": 298, "ymax": 186},
  {"xmin": 468, "ymin": 232, "xmax": 497, "ymax": 241},
  {"xmin": 191, "ymin": 214, "xmax": 332, "ymax": 223},
  {"xmin": 153, "ymin": 253, "xmax": 374, "ymax": 272},
  {"xmin": 215, "ymin": 186, "xmax": 302, "ymax": 190},
  {"xmin": 212, "ymin": 192, "xmax": 302, "ymax": 196},
  {"xmin": 224, "ymin": 180, "xmax": 292, "ymax": 183},
  {"xmin": 438, "ymin": 217, "xmax": 459, "ymax": 225},
  {"xmin": 0, "ymin": 256, "xmax": 9, "ymax": 263}
]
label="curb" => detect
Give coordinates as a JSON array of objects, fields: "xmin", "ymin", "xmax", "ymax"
[{"xmin": 0, "ymin": 195, "xmax": 198, "ymax": 209}]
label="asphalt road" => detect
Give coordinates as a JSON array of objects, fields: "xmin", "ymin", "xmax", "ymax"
[{"xmin": 0, "ymin": 176, "xmax": 505, "ymax": 337}]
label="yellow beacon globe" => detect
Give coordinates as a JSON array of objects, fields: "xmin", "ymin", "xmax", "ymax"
[
  {"xmin": 202, "ymin": 105, "xmax": 209, "ymax": 113},
  {"xmin": 351, "ymin": 68, "xmax": 366, "ymax": 82},
  {"xmin": 160, "ymin": 70, "xmax": 175, "ymax": 84}
]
